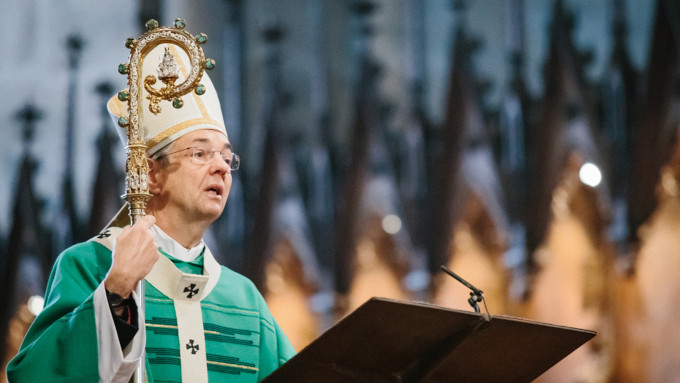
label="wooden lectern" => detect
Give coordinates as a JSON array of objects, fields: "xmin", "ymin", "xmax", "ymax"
[{"xmin": 263, "ymin": 298, "xmax": 596, "ymax": 383}]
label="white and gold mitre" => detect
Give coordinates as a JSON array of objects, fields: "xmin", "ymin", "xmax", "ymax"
[{"xmin": 107, "ymin": 43, "xmax": 227, "ymax": 156}]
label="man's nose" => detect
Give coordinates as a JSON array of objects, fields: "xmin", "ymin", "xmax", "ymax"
[{"xmin": 210, "ymin": 153, "xmax": 230, "ymax": 174}]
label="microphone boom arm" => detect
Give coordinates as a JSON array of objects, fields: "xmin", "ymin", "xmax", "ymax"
[{"xmin": 440, "ymin": 265, "xmax": 486, "ymax": 314}]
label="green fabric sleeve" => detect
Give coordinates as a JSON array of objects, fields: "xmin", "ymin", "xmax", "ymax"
[
  {"xmin": 256, "ymin": 297, "xmax": 297, "ymax": 381},
  {"xmin": 7, "ymin": 242, "xmax": 111, "ymax": 382}
]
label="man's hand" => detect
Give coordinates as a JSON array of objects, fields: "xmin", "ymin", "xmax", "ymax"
[{"xmin": 104, "ymin": 215, "xmax": 160, "ymax": 298}]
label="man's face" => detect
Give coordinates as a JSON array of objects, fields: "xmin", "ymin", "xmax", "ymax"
[{"xmin": 150, "ymin": 129, "xmax": 233, "ymax": 224}]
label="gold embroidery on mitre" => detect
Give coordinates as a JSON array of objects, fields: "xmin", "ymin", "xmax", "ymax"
[{"xmin": 145, "ymin": 117, "xmax": 225, "ymax": 149}]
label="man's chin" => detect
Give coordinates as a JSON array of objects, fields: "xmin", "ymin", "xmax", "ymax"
[{"xmin": 202, "ymin": 204, "xmax": 226, "ymax": 222}]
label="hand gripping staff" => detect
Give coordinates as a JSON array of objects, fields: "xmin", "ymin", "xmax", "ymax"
[{"xmin": 116, "ymin": 18, "xmax": 215, "ymax": 382}]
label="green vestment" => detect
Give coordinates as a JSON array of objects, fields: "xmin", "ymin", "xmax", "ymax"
[{"xmin": 7, "ymin": 228, "xmax": 295, "ymax": 382}]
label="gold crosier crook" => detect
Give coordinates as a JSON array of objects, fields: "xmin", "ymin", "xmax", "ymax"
[{"xmin": 116, "ymin": 18, "xmax": 215, "ymax": 382}]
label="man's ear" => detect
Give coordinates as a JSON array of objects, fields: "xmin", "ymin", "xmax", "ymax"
[{"xmin": 147, "ymin": 158, "xmax": 162, "ymax": 195}]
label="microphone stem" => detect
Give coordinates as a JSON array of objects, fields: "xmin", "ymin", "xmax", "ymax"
[{"xmin": 440, "ymin": 265, "xmax": 483, "ymax": 295}]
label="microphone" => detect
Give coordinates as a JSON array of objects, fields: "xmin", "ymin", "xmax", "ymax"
[{"xmin": 440, "ymin": 265, "xmax": 488, "ymax": 318}]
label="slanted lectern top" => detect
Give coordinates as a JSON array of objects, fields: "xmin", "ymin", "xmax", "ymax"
[{"xmin": 263, "ymin": 298, "xmax": 596, "ymax": 383}]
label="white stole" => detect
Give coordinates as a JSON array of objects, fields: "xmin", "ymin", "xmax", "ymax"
[{"xmin": 144, "ymin": 242, "xmax": 222, "ymax": 383}]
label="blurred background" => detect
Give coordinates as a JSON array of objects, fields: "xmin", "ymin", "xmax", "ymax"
[{"xmin": 2, "ymin": 0, "xmax": 680, "ymax": 381}]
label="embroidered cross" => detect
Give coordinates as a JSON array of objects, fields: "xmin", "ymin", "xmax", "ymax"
[
  {"xmin": 184, "ymin": 283, "xmax": 199, "ymax": 298},
  {"xmin": 96, "ymin": 229, "xmax": 111, "ymax": 239},
  {"xmin": 186, "ymin": 339, "xmax": 199, "ymax": 354}
]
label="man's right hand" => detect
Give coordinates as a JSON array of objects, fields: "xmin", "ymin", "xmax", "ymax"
[{"xmin": 104, "ymin": 215, "xmax": 160, "ymax": 298}]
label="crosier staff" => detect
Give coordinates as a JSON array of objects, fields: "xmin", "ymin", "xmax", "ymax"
[{"xmin": 115, "ymin": 18, "xmax": 215, "ymax": 382}]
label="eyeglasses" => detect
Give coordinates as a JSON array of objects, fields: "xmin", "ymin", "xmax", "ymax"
[{"xmin": 164, "ymin": 146, "xmax": 240, "ymax": 171}]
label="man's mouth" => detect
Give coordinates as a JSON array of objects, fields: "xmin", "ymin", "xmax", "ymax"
[{"xmin": 206, "ymin": 184, "xmax": 223, "ymax": 196}]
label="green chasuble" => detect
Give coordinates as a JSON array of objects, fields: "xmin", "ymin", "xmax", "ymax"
[{"xmin": 7, "ymin": 228, "xmax": 295, "ymax": 382}]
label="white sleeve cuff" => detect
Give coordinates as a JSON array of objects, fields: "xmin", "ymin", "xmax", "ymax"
[{"xmin": 94, "ymin": 283, "xmax": 146, "ymax": 383}]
